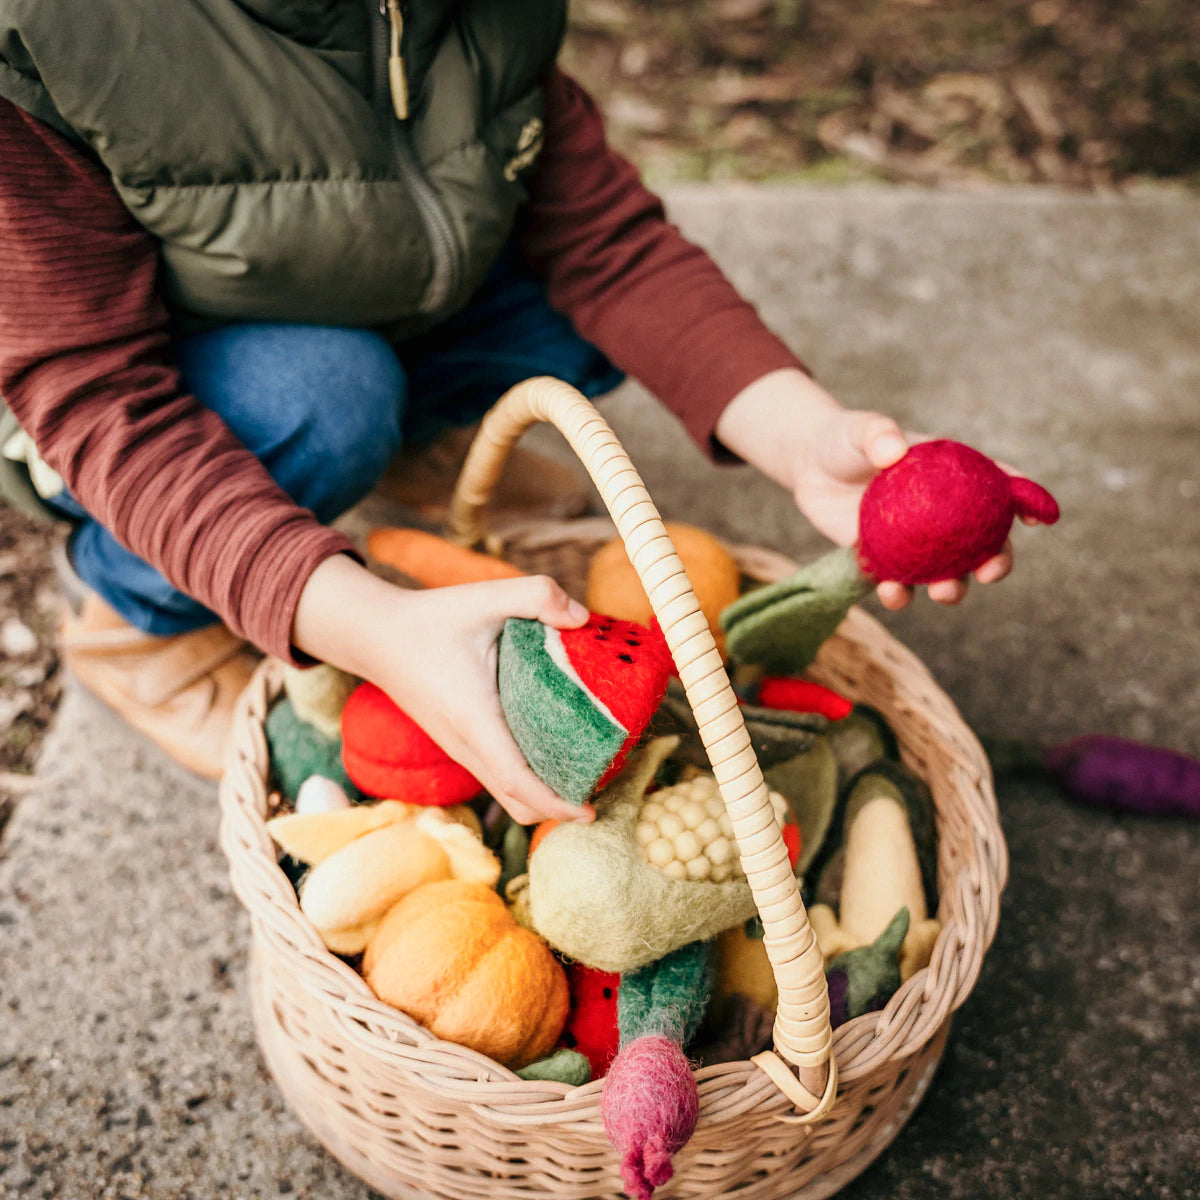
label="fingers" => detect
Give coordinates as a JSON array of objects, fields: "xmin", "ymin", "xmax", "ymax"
[
  {"xmin": 446, "ymin": 707, "xmax": 595, "ymax": 826},
  {"xmin": 876, "ymin": 581, "xmax": 913, "ymax": 610},
  {"xmin": 476, "ymin": 574, "xmax": 589, "ymax": 630},
  {"xmin": 859, "ymin": 414, "xmax": 909, "ymax": 471},
  {"xmin": 927, "ymin": 578, "xmax": 968, "ymax": 605},
  {"xmin": 973, "ymin": 541, "xmax": 1013, "ymax": 584}
]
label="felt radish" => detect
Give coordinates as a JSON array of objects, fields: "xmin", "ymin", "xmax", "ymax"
[
  {"xmin": 498, "ymin": 612, "xmax": 673, "ymax": 806},
  {"xmin": 721, "ymin": 439, "xmax": 1059, "ymax": 674},
  {"xmin": 341, "ymin": 682, "xmax": 482, "ymax": 804},
  {"xmin": 603, "ymin": 940, "xmax": 713, "ymax": 1200}
]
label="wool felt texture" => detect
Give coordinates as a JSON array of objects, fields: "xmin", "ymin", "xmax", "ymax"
[
  {"xmin": 527, "ymin": 737, "xmax": 759, "ymax": 973},
  {"xmin": 498, "ymin": 819, "xmax": 531, "ymax": 892},
  {"xmin": 265, "ymin": 697, "xmax": 359, "ymax": 801},
  {"xmin": 756, "ymin": 677, "xmax": 853, "ymax": 722},
  {"xmin": 602, "ymin": 1035, "xmax": 699, "ymax": 1200},
  {"xmin": 363, "ymin": 880, "xmax": 569, "ymax": 1070},
  {"xmin": 825, "ymin": 705, "xmax": 897, "ymax": 789},
  {"xmin": 283, "ymin": 662, "xmax": 359, "ymax": 740},
  {"xmin": 857, "ymin": 439, "xmax": 1060, "ymax": 585},
  {"xmin": 294, "ymin": 774, "xmax": 353, "ymax": 815},
  {"xmin": 763, "ymin": 736, "xmax": 839, "ymax": 876},
  {"xmin": 366, "ymin": 526, "xmax": 526, "ymax": 587},
  {"xmin": 498, "ymin": 612, "xmax": 673, "ymax": 806},
  {"xmin": 585, "ymin": 522, "xmax": 741, "ymax": 658},
  {"xmin": 515, "ymin": 1048, "xmax": 592, "ymax": 1086},
  {"xmin": 299, "ymin": 809, "xmax": 500, "ymax": 950},
  {"xmin": 559, "ymin": 962, "xmax": 620, "ymax": 1078},
  {"xmin": 267, "ymin": 798, "xmax": 416, "ymax": 865},
  {"xmin": 341, "ymin": 681, "xmax": 482, "ymax": 804},
  {"xmin": 1042, "ymin": 735, "xmax": 1200, "ymax": 818},
  {"xmin": 810, "ymin": 760, "xmax": 939, "ymax": 924},
  {"xmin": 719, "ymin": 547, "xmax": 870, "ymax": 676},
  {"xmin": 825, "ymin": 907, "xmax": 910, "ymax": 1028},
  {"xmin": 618, "ymin": 940, "xmax": 714, "ymax": 1047}
]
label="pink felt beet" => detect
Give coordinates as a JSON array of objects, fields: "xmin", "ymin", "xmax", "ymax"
[
  {"xmin": 858, "ymin": 440, "xmax": 1059, "ymax": 586},
  {"xmin": 602, "ymin": 1036, "xmax": 699, "ymax": 1200}
]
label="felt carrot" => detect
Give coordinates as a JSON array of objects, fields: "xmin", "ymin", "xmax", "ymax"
[{"xmin": 366, "ymin": 526, "xmax": 524, "ymax": 587}]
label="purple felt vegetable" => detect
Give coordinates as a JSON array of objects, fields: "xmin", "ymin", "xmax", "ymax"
[{"xmin": 1043, "ymin": 736, "xmax": 1200, "ymax": 818}]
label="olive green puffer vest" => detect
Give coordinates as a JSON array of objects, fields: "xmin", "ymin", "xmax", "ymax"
[{"xmin": 0, "ymin": 0, "xmax": 567, "ymax": 331}]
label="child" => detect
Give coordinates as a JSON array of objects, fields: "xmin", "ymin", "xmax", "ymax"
[{"xmin": 0, "ymin": 4, "xmax": 1018, "ymax": 823}]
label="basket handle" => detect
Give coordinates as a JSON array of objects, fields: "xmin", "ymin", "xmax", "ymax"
[{"xmin": 448, "ymin": 377, "xmax": 837, "ymax": 1119}]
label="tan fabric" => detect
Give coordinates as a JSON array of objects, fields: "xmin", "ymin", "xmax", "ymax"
[{"xmin": 60, "ymin": 595, "xmax": 259, "ymax": 779}]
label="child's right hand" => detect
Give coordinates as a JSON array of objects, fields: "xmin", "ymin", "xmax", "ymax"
[{"xmin": 293, "ymin": 554, "xmax": 596, "ymax": 827}]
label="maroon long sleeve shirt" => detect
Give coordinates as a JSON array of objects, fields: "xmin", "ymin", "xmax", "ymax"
[{"xmin": 0, "ymin": 70, "xmax": 803, "ymax": 661}]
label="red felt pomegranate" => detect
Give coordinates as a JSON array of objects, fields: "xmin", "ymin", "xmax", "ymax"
[
  {"xmin": 857, "ymin": 439, "xmax": 1060, "ymax": 586},
  {"xmin": 341, "ymin": 682, "xmax": 481, "ymax": 804}
]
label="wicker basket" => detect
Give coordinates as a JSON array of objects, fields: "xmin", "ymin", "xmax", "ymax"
[{"xmin": 218, "ymin": 379, "xmax": 1006, "ymax": 1200}]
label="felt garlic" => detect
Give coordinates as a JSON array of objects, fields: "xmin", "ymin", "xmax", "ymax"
[
  {"xmin": 634, "ymin": 773, "xmax": 792, "ymax": 884},
  {"xmin": 527, "ymin": 737, "xmax": 758, "ymax": 974},
  {"xmin": 294, "ymin": 775, "xmax": 352, "ymax": 816},
  {"xmin": 296, "ymin": 808, "xmax": 499, "ymax": 954},
  {"xmin": 807, "ymin": 770, "xmax": 940, "ymax": 981}
]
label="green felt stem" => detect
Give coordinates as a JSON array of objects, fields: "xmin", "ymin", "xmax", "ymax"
[
  {"xmin": 618, "ymin": 940, "xmax": 715, "ymax": 1048},
  {"xmin": 720, "ymin": 547, "xmax": 871, "ymax": 675}
]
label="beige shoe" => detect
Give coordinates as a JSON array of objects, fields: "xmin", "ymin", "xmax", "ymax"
[
  {"xmin": 59, "ymin": 594, "xmax": 259, "ymax": 781},
  {"xmin": 376, "ymin": 425, "xmax": 592, "ymax": 523}
]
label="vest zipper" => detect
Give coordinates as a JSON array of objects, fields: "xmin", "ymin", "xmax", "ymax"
[{"xmin": 371, "ymin": 0, "xmax": 461, "ymax": 314}]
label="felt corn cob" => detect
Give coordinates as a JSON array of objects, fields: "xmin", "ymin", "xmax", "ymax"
[{"xmin": 634, "ymin": 773, "xmax": 797, "ymax": 883}]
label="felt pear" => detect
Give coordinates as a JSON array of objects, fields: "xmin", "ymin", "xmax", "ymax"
[
  {"xmin": 300, "ymin": 808, "xmax": 500, "ymax": 953},
  {"xmin": 807, "ymin": 769, "xmax": 940, "ymax": 981},
  {"xmin": 527, "ymin": 737, "xmax": 758, "ymax": 973}
]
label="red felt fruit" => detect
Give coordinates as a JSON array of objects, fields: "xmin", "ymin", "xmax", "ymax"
[
  {"xmin": 857, "ymin": 440, "xmax": 1060, "ymax": 586},
  {"xmin": 559, "ymin": 961, "xmax": 620, "ymax": 1078},
  {"xmin": 757, "ymin": 677, "xmax": 853, "ymax": 721},
  {"xmin": 341, "ymin": 682, "xmax": 481, "ymax": 804}
]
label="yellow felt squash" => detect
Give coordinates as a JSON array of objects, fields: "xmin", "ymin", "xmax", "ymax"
[{"xmin": 363, "ymin": 879, "xmax": 569, "ymax": 1070}]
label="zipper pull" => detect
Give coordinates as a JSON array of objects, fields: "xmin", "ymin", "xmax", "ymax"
[{"xmin": 384, "ymin": 0, "xmax": 409, "ymax": 120}]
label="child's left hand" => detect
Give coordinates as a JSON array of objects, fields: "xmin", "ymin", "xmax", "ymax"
[{"xmin": 714, "ymin": 368, "xmax": 1020, "ymax": 610}]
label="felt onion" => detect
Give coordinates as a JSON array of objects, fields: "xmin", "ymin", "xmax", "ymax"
[{"xmin": 1043, "ymin": 735, "xmax": 1200, "ymax": 818}]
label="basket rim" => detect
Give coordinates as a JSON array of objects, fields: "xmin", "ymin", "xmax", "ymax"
[{"xmin": 218, "ymin": 530, "xmax": 1007, "ymax": 1125}]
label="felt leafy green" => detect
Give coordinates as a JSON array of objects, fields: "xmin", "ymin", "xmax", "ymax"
[
  {"xmin": 618, "ymin": 940, "xmax": 715, "ymax": 1048},
  {"xmin": 719, "ymin": 547, "xmax": 870, "ymax": 675},
  {"xmin": 826, "ymin": 907, "xmax": 910, "ymax": 1027}
]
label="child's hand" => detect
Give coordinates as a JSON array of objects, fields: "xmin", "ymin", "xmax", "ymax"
[
  {"xmin": 714, "ymin": 368, "xmax": 1021, "ymax": 609},
  {"xmin": 293, "ymin": 556, "xmax": 596, "ymax": 827}
]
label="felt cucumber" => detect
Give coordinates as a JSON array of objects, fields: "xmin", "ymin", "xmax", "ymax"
[{"xmin": 499, "ymin": 613, "xmax": 673, "ymax": 805}]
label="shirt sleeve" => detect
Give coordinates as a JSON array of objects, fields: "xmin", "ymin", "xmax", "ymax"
[
  {"xmin": 0, "ymin": 99, "xmax": 358, "ymax": 662},
  {"xmin": 517, "ymin": 68, "xmax": 808, "ymax": 460}
]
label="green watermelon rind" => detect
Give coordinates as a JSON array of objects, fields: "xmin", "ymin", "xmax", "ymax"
[{"xmin": 498, "ymin": 617, "xmax": 628, "ymax": 806}]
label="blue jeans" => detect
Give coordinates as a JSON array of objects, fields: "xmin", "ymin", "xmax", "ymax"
[{"xmin": 50, "ymin": 252, "xmax": 623, "ymax": 635}]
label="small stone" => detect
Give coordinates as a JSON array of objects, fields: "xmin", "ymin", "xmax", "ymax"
[{"xmin": 1, "ymin": 618, "xmax": 38, "ymax": 657}]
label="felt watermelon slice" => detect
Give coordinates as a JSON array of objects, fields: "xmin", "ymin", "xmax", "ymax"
[{"xmin": 498, "ymin": 613, "xmax": 673, "ymax": 806}]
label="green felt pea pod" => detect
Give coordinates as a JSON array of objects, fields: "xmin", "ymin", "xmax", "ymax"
[
  {"xmin": 527, "ymin": 737, "xmax": 758, "ymax": 974},
  {"xmin": 719, "ymin": 547, "xmax": 870, "ymax": 675},
  {"xmin": 516, "ymin": 1048, "xmax": 592, "ymax": 1086}
]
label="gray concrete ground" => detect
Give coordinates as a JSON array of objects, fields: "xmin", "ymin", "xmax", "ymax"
[{"xmin": 3, "ymin": 185, "xmax": 1199, "ymax": 1199}]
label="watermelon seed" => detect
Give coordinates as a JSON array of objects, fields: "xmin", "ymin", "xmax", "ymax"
[
  {"xmin": 626, "ymin": 638, "xmax": 640, "ymax": 646},
  {"xmin": 618, "ymin": 653, "xmax": 634, "ymax": 663}
]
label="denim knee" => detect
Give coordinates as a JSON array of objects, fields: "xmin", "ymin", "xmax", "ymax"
[{"xmin": 176, "ymin": 324, "xmax": 406, "ymax": 522}]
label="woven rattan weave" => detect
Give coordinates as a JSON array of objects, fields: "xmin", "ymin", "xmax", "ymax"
[{"xmin": 218, "ymin": 379, "xmax": 1006, "ymax": 1199}]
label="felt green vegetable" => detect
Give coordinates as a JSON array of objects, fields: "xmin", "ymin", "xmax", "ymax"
[
  {"xmin": 603, "ymin": 941, "xmax": 714, "ymax": 1200},
  {"xmin": 825, "ymin": 907, "xmax": 910, "ymax": 1027},
  {"xmin": 527, "ymin": 737, "xmax": 758, "ymax": 973},
  {"xmin": 516, "ymin": 1048, "xmax": 592, "ymax": 1086},
  {"xmin": 265, "ymin": 697, "xmax": 359, "ymax": 801}
]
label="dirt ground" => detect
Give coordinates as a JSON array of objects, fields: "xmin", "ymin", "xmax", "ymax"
[{"xmin": 1, "ymin": 0, "xmax": 1198, "ymax": 799}]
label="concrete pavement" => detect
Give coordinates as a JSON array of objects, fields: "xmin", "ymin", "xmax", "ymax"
[{"xmin": 3, "ymin": 184, "xmax": 1198, "ymax": 1199}]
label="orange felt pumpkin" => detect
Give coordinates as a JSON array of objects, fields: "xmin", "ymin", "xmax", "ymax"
[{"xmin": 363, "ymin": 880, "xmax": 569, "ymax": 1070}]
